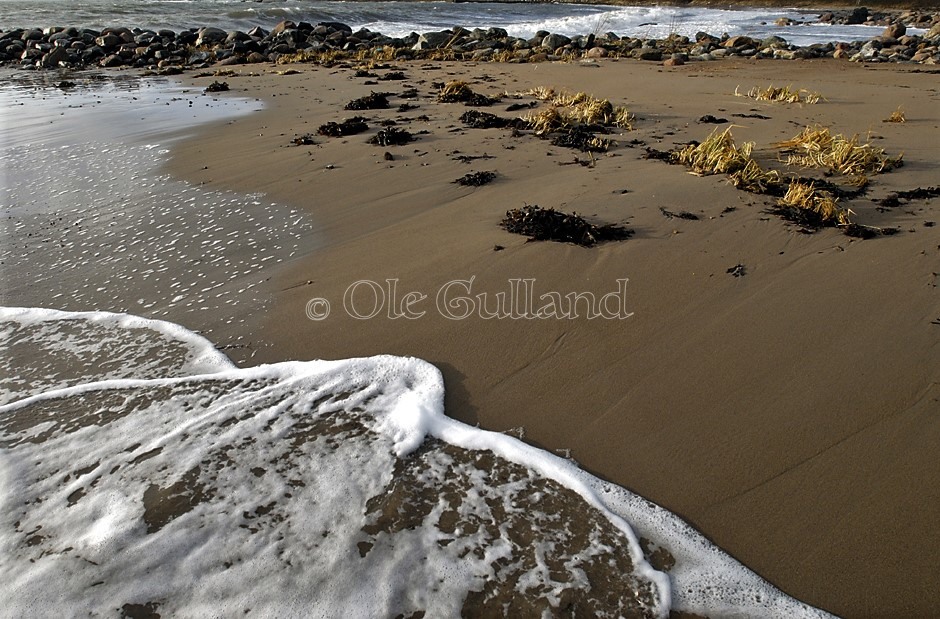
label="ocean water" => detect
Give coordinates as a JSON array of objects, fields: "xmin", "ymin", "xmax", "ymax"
[
  {"xmin": 0, "ymin": 72, "xmax": 318, "ymax": 361},
  {"xmin": 0, "ymin": 307, "xmax": 834, "ymax": 617},
  {"xmin": 0, "ymin": 0, "xmax": 926, "ymax": 47}
]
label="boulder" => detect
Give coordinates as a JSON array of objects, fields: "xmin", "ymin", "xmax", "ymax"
[{"xmin": 882, "ymin": 23, "xmax": 906, "ymax": 39}]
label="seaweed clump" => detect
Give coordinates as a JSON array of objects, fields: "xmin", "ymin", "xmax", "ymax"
[
  {"xmin": 501, "ymin": 205, "xmax": 632, "ymax": 247},
  {"xmin": 317, "ymin": 117, "xmax": 369, "ymax": 137},
  {"xmin": 454, "ymin": 171, "xmax": 497, "ymax": 186},
  {"xmin": 459, "ymin": 110, "xmax": 512, "ymax": 129},
  {"xmin": 345, "ymin": 92, "xmax": 390, "ymax": 110},
  {"xmin": 368, "ymin": 127, "xmax": 414, "ymax": 146},
  {"xmin": 551, "ymin": 127, "xmax": 611, "ymax": 153},
  {"xmin": 204, "ymin": 81, "xmax": 229, "ymax": 93}
]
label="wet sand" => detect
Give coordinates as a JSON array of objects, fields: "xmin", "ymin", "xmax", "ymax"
[{"xmin": 165, "ymin": 57, "xmax": 940, "ymax": 617}]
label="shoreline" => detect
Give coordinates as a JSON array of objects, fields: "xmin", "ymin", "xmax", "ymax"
[{"xmin": 162, "ymin": 55, "xmax": 940, "ymax": 616}]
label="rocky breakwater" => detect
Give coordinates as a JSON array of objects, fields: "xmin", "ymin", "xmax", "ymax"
[{"xmin": 2, "ymin": 11, "xmax": 939, "ymax": 72}]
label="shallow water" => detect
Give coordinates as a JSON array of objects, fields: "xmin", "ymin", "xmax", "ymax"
[
  {"xmin": 0, "ymin": 72, "xmax": 318, "ymax": 360},
  {"xmin": 0, "ymin": 307, "xmax": 834, "ymax": 617}
]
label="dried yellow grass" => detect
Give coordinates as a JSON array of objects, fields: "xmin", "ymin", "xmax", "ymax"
[
  {"xmin": 522, "ymin": 107, "xmax": 565, "ymax": 135},
  {"xmin": 728, "ymin": 159, "xmax": 781, "ymax": 193},
  {"xmin": 277, "ymin": 49, "xmax": 349, "ymax": 65},
  {"xmin": 778, "ymin": 180, "xmax": 852, "ymax": 226},
  {"xmin": 883, "ymin": 107, "xmax": 906, "ymax": 123},
  {"xmin": 438, "ymin": 80, "xmax": 473, "ymax": 102},
  {"xmin": 735, "ymin": 84, "xmax": 822, "ymax": 104},
  {"xmin": 776, "ymin": 125, "xmax": 902, "ymax": 176},
  {"xmin": 521, "ymin": 87, "xmax": 634, "ymax": 131},
  {"xmin": 672, "ymin": 127, "xmax": 755, "ymax": 176}
]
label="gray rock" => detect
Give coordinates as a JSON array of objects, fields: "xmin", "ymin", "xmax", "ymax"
[
  {"xmin": 412, "ymin": 31, "xmax": 451, "ymax": 50},
  {"xmin": 635, "ymin": 46, "xmax": 662, "ymax": 61},
  {"xmin": 196, "ymin": 27, "xmax": 227, "ymax": 46},
  {"xmin": 541, "ymin": 33, "xmax": 571, "ymax": 50}
]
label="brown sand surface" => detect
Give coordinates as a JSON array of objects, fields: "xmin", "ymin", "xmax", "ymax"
[{"xmin": 166, "ymin": 58, "xmax": 940, "ymax": 617}]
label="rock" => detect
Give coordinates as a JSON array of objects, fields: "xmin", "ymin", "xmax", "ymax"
[
  {"xmin": 927, "ymin": 24, "xmax": 940, "ymax": 39},
  {"xmin": 846, "ymin": 7, "xmax": 869, "ymax": 25},
  {"xmin": 245, "ymin": 51, "xmax": 267, "ymax": 63},
  {"xmin": 41, "ymin": 45, "xmax": 68, "ymax": 67},
  {"xmin": 663, "ymin": 56, "xmax": 684, "ymax": 66},
  {"xmin": 635, "ymin": 46, "xmax": 662, "ymax": 61},
  {"xmin": 724, "ymin": 35, "xmax": 756, "ymax": 49},
  {"xmin": 585, "ymin": 46, "xmax": 608, "ymax": 58},
  {"xmin": 95, "ymin": 33, "xmax": 121, "ymax": 48},
  {"xmin": 100, "ymin": 53, "xmax": 124, "ymax": 67},
  {"xmin": 882, "ymin": 23, "xmax": 906, "ymax": 39},
  {"xmin": 271, "ymin": 20, "xmax": 297, "ymax": 36},
  {"xmin": 541, "ymin": 33, "xmax": 570, "ymax": 50},
  {"xmin": 412, "ymin": 31, "xmax": 451, "ymax": 50}
]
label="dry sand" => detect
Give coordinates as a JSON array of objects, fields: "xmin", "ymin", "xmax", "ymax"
[{"xmin": 166, "ymin": 57, "xmax": 940, "ymax": 617}]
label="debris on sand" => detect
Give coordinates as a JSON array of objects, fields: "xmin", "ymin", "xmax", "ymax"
[
  {"xmin": 368, "ymin": 127, "xmax": 414, "ymax": 146},
  {"xmin": 345, "ymin": 92, "xmax": 391, "ymax": 110},
  {"xmin": 726, "ymin": 264, "xmax": 747, "ymax": 277},
  {"xmin": 500, "ymin": 205, "xmax": 632, "ymax": 247},
  {"xmin": 454, "ymin": 171, "xmax": 497, "ymax": 186},
  {"xmin": 317, "ymin": 117, "xmax": 369, "ymax": 137},
  {"xmin": 438, "ymin": 80, "xmax": 499, "ymax": 106},
  {"xmin": 204, "ymin": 81, "xmax": 229, "ymax": 93},
  {"xmin": 459, "ymin": 110, "xmax": 512, "ymax": 129},
  {"xmin": 659, "ymin": 207, "xmax": 699, "ymax": 220},
  {"xmin": 291, "ymin": 134, "xmax": 317, "ymax": 146},
  {"xmin": 551, "ymin": 127, "xmax": 611, "ymax": 152}
]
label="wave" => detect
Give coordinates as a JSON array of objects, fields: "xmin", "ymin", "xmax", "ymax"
[{"xmin": 0, "ymin": 308, "xmax": 832, "ymax": 617}]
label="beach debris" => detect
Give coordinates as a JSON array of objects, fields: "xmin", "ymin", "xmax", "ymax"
[
  {"xmin": 735, "ymin": 84, "xmax": 822, "ymax": 104},
  {"xmin": 344, "ymin": 92, "xmax": 390, "ymax": 110},
  {"xmin": 354, "ymin": 69, "xmax": 378, "ymax": 78},
  {"xmin": 660, "ymin": 207, "xmax": 699, "ymax": 220},
  {"xmin": 726, "ymin": 264, "xmax": 747, "ymax": 277},
  {"xmin": 551, "ymin": 127, "xmax": 611, "ymax": 152},
  {"xmin": 500, "ymin": 205, "xmax": 632, "ymax": 247},
  {"xmin": 438, "ymin": 80, "xmax": 499, "ymax": 106},
  {"xmin": 454, "ymin": 171, "xmax": 497, "ymax": 186},
  {"xmin": 384, "ymin": 151, "xmax": 394, "ymax": 161},
  {"xmin": 397, "ymin": 103, "xmax": 419, "ymax": 112},
  {"xmin": 732, "ymin": 113, "xmax": 772, "ymax": 120},
  {"xmin": 671, "ymin": 127, "xmax": 755, "ymax": 176},
  {"xmin": 883, "ymin": 106, "xmax": 906, "ymax": 123},
  {"xmin": 523, "ymin": 88, "xmax": 634, "ymax": 130},
  {"xmin": 317, "ymin": 117, "xmax": 369, "ymax": 137},
  {"xmin": 56, "ymin": 80, "xmax": 76, "ymax": 89},
  {"xmin": 506, "ymin": 102, "xmax": 537, "ymax": 112},
  {"xmin": 379, "ymin": 71, "xmax": 406, "ymax": 80},
  {"xmin": 368, "ymin": 127, "xmax": 414, "ymax": 146},
  {"xmin": 459, "ymin": 110, "xmax": 512, "ymax": 129},
  {"xmin": 877, "ymin": 186, "xmax": 940, "ymax": 208},
  {"xmin": 771, "ymin": 180, "xmax": 853, "ymax": 228},
  {"xmin": 842, "ymin": 223, "xmax": 899, "ymax": 239},
  {"xmin": 204, "ymin": 81, "xmax": 229, "ymax": 93},
  {"xmin": 698, "ymin": 115, "xmax": 728, "ymax": 124},
  {"xmin": 727, "ymin": 159, "xmax": 781, "ymax": 194},
  {"xmin": 291, "ymin": 134, "xmax": 317, "ymax": 146},
  {"xmin": 451, "ymin": 153, "xmax": 496, "ymax": 164},
  {"xmin": 493, "ymin": 245, "xmax": 505, "ymax": 251},
  {"xmin": 775, "ymin": 125, "xmax": 903, "ymax": 176}
]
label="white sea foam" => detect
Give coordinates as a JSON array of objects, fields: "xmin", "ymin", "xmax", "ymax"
[{"xmin": 0, "ymin": 308, "xmax": 834, "ymax": 617}]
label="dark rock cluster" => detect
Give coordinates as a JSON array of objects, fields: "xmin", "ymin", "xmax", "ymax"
[{"xmin": 2, "ymin": 9, "xmax": 939, "ymax": 71}]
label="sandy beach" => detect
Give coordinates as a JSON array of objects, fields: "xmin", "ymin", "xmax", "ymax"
[{"xmin": 160, "ymin": 55, "xmax": 940, "ymax": 617}]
